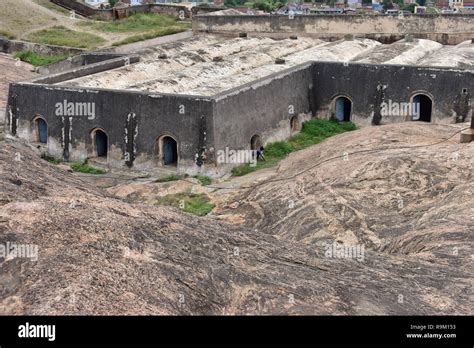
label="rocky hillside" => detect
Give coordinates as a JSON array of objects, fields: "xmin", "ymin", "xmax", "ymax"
[{"xmin": 0, "ymin": 122, "xmax": 472, "ymax": 315}]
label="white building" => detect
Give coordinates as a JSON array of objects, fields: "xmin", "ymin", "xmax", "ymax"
[{"xmin": 84, "ymin": 0, "xmax": 109, "ymax": 6}]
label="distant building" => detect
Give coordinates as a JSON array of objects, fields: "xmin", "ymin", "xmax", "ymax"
[
  {"xmin": 154, "ymin": 0, "xmax": 214, "ymax": 4},
  {"xmin": 370, "ymin": 0, "xmax": 381, "ymax": 9},
  {"xmin": 463, "ymin": 0, "xmax": 474, "ymax": 7},
  {"xmin": 121, "ymin": 0, "xmax": 155, "ymax": 4},
  {"xmin": 435, "ymin": 0, "xmax": 449, "ymax": 8},
  {"xmin": 414, "ymin": 5, "xmax": 427, "ymax": 12},
  {"xmin": 438, "ymin": 0, "xmax": 474, "ymax": 8},
  {"xmin": 450, "ymin": 0, "xmax": 463, "ymax": 7},
  {"xmin": 84, "ymin": 0, "xmax": 109, "ymax": 6}
]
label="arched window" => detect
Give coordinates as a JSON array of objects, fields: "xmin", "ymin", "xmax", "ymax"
[
  {"xmin": 90, "ymin": 128, "xmax": 108, "ymax": 158},
  {"xmin": 157, "ymin": 135, "xmax": 178, "ymax": 166},
  {"xmin": 35, "ymin": 118, "xmax": 48, "ymax": 144},
  {"xmin": 411, "ymin": 94, "xmax": 432, "ymax": 122},
  {"xmin": 334, "ymin": 96, "xmax": 352, "ymax": 122},
  {"xmin": 290, "ymin": 115, "xmax": 300, "ymax": 132},
  {"xmin": 250, "ymin": 134, "xmax": 262, "ymax": 150}
]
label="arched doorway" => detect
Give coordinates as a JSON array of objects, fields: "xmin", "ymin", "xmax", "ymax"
[
  {"xmin": 335, "ymin": 96, "xmax": 352, "ymax": 122},
  {"xmin": 91, "ymin": 129, "xmax": 108, "ymax": 158},
  {"xmin": 250, "ymin": 134, "xmax": 262, "ymax": 150},
  {"xmin": 35, "ymin": 118, "xmax": 48, "ymax": 143},
  {"xmin": 290, "ymin": 116, "xmax": 300, "ymax": 132},
  {"xmin": 412, "ymin": 94, "xmax": 432, "ymax": 122},
  {"xmin": 158, "ymin": 135, "xmax": 178, "ymax": 166}
]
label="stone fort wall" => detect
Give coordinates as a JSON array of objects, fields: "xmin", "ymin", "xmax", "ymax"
[
  {"xmin": 4, "ymin": 61, "xmax": 473, "ymax": 176},
  {"xmin": 311, "ymin": 62, "xmax": 473, "ymax": 126},
  {"xmin": 193, "ymin": 14, "xmax": 474, "ymax": 45}
]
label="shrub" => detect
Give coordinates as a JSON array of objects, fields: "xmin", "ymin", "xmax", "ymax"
[
  {"xmin": 265, "ymin": 141, "xmax": 293, "ymax": 158},
  {"xmin": 194, "ymin": 175, "xmax": 212, "ymax": 186},
  {"xmin": 252, "ymin": 0, "xmax": 275, "ymax": 12},
  {"xmin": 156, "ymin": 193, "xmax": 215, "ymax": 216},
  {"xmin": 155, "ymin": 174, "xmax": 180, "ymax": 183},
  {"xmin": 41, "ymin": 153, "xmax": 61, "ymax": 164},
  {"xmin": 70, "ymin": 160, "xmax": 106, "ymax": 174},
  {"xmin": 14, "ymin": 50, "xmax": 68, "ymax": 67}
]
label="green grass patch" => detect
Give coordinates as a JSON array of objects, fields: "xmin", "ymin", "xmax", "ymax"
[
  {"xmin": 0, "ymin": 29, "xmax": 16, "ymax": 39},
  {"xmin": 231, "ymin": 119, "xmax": 357, "ymax": 176},
  {"xmin": 32, "ymin": 0, "xmax": 70, "ymax": 15},
  {"xmin": 26, "ymin": 26, "xmax": 105, "ymax": 49},
  {"xmin": 155, "ymin": 174, "xmax": 181, "ymax": 183},
  {"xmin": 14, "ymin": 50, "xmax": 68, "ymax": 67},
  {"xmin": 112, "ymin": 26, "xmax": 189, "ymax": 46},
  {"xmin": 41, "ymin": 153, "xmax": 61, "ymax": 164},
  {"xmin": 194, "ymin": 175, "xmax": 212, "ymax": 186},
  {"xmin": 70, "ymin": 160, "xmax": 106, "ymax": 174},
  {"xmin": 156, "ymin": 192, "xmax": 215, "ymax": 216},
  {"xmin": 78, "ymin": 13, "xmax": 188, "ymax": 33}
]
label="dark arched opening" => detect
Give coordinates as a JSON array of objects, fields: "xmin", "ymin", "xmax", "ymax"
[
  {"xmin": 290, "ymin": 116, "xmax": 300, "ymax": 132},
  {"xmin": 94, "ymin": 129, "xmax": 108, "ymax": 157},
  {"xmin": 335, "ymin": 96, "xmax": 352, "ymax": 122},
  {"xmin": 36, "ymin": 118, "xmax": 48, "ymax": 144},
  {"xmin": 250, "ymin": 134, "xmax": 262, "ymax": 150},
  {"xmin": 412, "ymin": 94, "xmax": 432, "ymax": 122},
  {"xmin": 161, "ymin": 136, "xmax": 178, "ymax": 166}
]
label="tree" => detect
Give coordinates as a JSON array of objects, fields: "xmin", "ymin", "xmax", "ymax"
[
  {"xmin": 381, "ymin": 0, "xmax": 393, "ymax": 10},
  {"xmin": 108, "ymin": 0, "xmax": 118, "ymax": 7},
  {"xmin": 252, "ymin": 0, "xmax": 275, "ymax": 11},
  {"xmin": 401, "ymin": 3, "xmax": 417, "ymax": 11}
]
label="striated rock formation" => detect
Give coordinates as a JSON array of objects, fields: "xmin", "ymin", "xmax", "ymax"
[{"xmin": 0, "ymin": 122, "xmax": 473, "ymax": 315}]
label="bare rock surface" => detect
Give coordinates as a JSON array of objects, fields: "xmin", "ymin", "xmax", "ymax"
[{"xmin": 0, "ymin": 122, "xmax": 473, "ymax": 315}]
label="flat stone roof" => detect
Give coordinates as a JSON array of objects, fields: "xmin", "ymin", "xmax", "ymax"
[{"xmin": 56, "ymin": 36, "xmax": 474, "ymax": 96}]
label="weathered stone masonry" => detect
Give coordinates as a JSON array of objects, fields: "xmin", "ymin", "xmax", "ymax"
[
  {"xmin": 4, "ymin": 61, "xmax": 473, "ymax": 177},
  {"xmin": 311, "ymin": 62, "xmax": 473, "ymax": 126},
  {"xmin": 193, "ymin": 14, "xmax": 474, "ymax": 45},
  {"xmin": 6, "ymin": 84, "xmax": 214, "ymax": 174}
]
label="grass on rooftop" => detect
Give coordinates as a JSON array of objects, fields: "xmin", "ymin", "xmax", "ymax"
[
  {"xmin": 78, "ymin": 13, "xmax": 190, "ymax": 33},
  {"xmin": 112, "ymin": 26, "xmax": 189, "ymax": 46},
  {"xmin": 32, "ymin": 0, "xmax": 70, "ymax": 15},
  {"xmin": 0, "ymin": 29, "xmax": 16, "ymax": 39},
  {"xmin": 26, "ymin": 26, "xmax": 106, "ymax": 49},
  {"xmin": 14, "ymin": 50, "xmax": 69, "ymax": 67}
]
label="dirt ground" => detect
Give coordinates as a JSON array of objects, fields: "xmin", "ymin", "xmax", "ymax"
[{"xmin": 0, "ymin": 0, "xmax": 138, "ymax": 47}]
